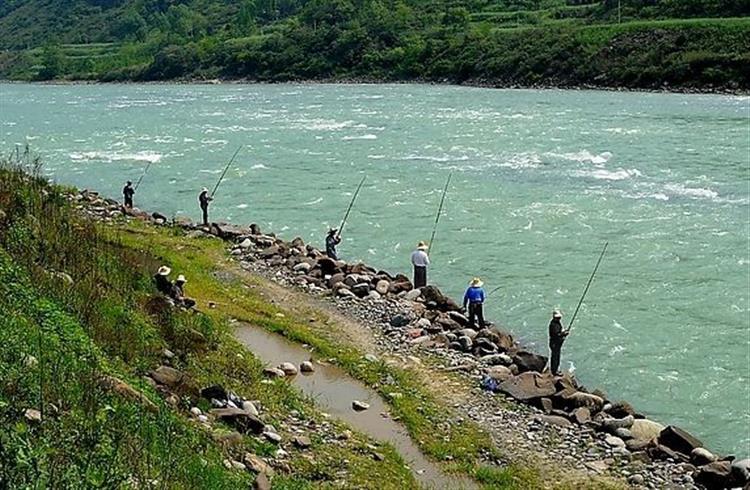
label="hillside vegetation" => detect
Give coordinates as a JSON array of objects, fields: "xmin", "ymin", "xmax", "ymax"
[
  {"xmin": 0, "ymin": 152, "xmax": 424, "ymax": 489},
  {"xmin": 0, "ymin": 0, "xmax": 749, "ymax": 90}
]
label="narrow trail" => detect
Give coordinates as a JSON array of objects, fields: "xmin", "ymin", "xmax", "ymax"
[{"xmin": 222, "ymin": 261, "xmax": 626, "ymax": 489}]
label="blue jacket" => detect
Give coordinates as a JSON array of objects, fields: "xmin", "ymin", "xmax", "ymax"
[{"xmin": 463, "ymin": 286, "xmax": 485, "ymax": 306}]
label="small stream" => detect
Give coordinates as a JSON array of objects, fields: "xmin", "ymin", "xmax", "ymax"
[{"xmin": 234, "ymin": 322, "xmax": 476, "ymax": 490}]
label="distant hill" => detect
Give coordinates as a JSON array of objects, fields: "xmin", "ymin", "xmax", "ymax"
[{"xmin": 1, "ymin": 0, "xmax": 749, "ymax": 91}]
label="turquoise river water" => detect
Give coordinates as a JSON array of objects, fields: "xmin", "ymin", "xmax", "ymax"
[{"xmin": 1, "ymin": 83, "xmax": 748, "ymax": 457}]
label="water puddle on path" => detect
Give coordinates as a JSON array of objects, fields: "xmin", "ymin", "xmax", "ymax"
[{"xmin": 234, "ymin": 322, "xmax": 476, "ymax": 490}]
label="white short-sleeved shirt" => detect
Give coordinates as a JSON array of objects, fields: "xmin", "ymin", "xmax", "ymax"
[{"xmin": 411, "ymin": 250, "xmax": 430, "ymax": 267}]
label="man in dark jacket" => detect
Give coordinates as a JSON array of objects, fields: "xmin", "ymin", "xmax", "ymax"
[
  {"xmin": 462, "ymin": 277, "xmax": 486, "ymax": 328},
  {"xmin": 123, "ymin": 181, "xmax": 135, "ymax": 208},
  {"xmin": 548, "ymin": 309, "xmax": 569, "ymax": 376},
  {"xmin": 199, "ymin": 187, "xmax": 212, "ymax": 226},
  {"xmin": 154, "ymin": 265, "xmax": 173, "ymax": 295},
  {"xmin": 325, "ymin": 228, "xmax": 341, "ymax": 260}
]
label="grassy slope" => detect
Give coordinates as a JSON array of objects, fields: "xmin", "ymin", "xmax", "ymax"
[{"xmin": 0, "ymin": 159, "xmax": 417, "ymax": 488}]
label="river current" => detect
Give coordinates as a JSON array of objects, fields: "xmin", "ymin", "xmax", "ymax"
[{"xmin": 1, "ymin": 83, "xmax": 748, "ymax": 457}]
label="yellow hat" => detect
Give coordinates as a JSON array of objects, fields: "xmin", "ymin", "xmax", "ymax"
[
  {"xmin": 470, "ymin": 277, "xmax": 483, "ymax": 287},
  {"xmin": 417, "ymin": 241, "xmax": 429, "ymax": 250}
]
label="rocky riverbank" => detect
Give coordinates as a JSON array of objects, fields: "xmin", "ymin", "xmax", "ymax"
[{"xmin": 70, "ymin": 189, "xmax": 750, "ymax": 490}]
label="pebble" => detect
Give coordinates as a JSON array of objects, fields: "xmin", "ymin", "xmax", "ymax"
[{"xmin": 352, "ymin": 400, "xmax": 370, "ymax": 411}]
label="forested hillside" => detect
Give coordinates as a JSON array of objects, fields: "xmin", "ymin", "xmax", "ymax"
[{"xmin": 0, "ymin": 0, "xmax": 748, "ymax": 90}]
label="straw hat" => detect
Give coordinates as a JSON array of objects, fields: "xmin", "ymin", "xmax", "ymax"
[
  {"xmin": 552, "ymin": 309, "xmax": 563, "ymax": 318},
  {"xmin": 470, "ymin": 277, "xmax": 483, "ymax": 287},
  {"xmin": 417, "ymin": 241, "xmax": 429, "ymax": 251},
  {"xmin": 157, "ymin": 265, "xmax": 171, "ymax": 276},
  {"xmin": 328, "ymin": 227, "xmax": 338, "ymax": 235},
  {"xmin": 176, "ymin": 274, "xmax": 187, "ymax": 283}
]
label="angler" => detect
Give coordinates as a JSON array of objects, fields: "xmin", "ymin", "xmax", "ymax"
[
  {"xmin": 199, "ymin": 187, "xmax": 212, "ymax": 226},
  {"xmin": 463, "ymin": 277, "xmax": 486, "ymax": 328},
  {"xmin": 325, "ymin": 228, "xmax": 342, "ymax": 260},
  {"xmin": 548, "ymin": 309, "xmax": 568, "ymax": 376},
  {"xmin": 123, "ymin": 180, "xmax": 135, "ymax": 208},
  {"xmin": 411, "ymin": 241, "xmax": 430, "ymax": 288}
]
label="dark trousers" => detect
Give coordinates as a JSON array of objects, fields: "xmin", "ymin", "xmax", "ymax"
[
  {"xmin": 549, "ymin": 341, "xmax": 563, "ymax": 375},
  {"xmin": 413, "ymin": 265, "xmax": 427, "ymax": 288},
  {"xmin": 468, "ymin": 302, "xmax": 484, "ymax": 328},
  {"xmin": 201, "ymin": 205, "xmax": 209, "ymax": 226},
  {"xmin": 124, "ymin": 196, "xmax": 133, "ymax": 208}
]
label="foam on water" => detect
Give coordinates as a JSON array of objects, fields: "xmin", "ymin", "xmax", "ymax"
[{"xmin": 69, "ymin": 150, "xmax": 162, "ymax": 164}]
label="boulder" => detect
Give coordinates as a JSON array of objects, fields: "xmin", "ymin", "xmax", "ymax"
[
  {"xmin": 499, "ymin": 372, "xmax": 556, "ymax": 402},
  {"xmin": 572, "ymin": 407, "xmax": 591, "ymax": 425},
  {"xmin": 244, "ymin": 453, "xmax": 274, "ymax": 476},
  {"xmin": 614, "ymin": 428, "xmax": 632, "ymax": 439},
  {"xmin": 293, "ymin": 435, "xmax": 312, "ymax": 449},
  {"xmin": 317, "ymin": 257, "xmax": 338, "ymax": 276},
  {"xmin": 512, "ymin": 351, "xmax": 548, "ymax": 373},
  {"xmin": 657, "ymin": 425, "xmax": 703, "ymax": 457},
  {"xmin": 420, "ymin": 286, "xmax": 461, "ymax": 311},
  {"xmin": 605, "ymin": 435, "xmax": 626, "ymax": 448},
  {"xmin": 390, "ymin": 275, "xmax": 413, "ymax": 294},
  {"xmin": 540, "ymin": 415, "xmax": 572, "ymax": 428},
  {"xmin": 293, "ymin": 262, "xmax": 312, "ymax": 273},
  {"xmin": 210, "ymin": 408, "xmax": 265, "ymax": 434},
  {"xmin": 329, "ymin": 273, "xmax": 345, "ymax": 287},
  {"xmin": 695, "ymin": 460, "xmax": 733, "ymax": 489},
  {"xmin": 600, "ymin": 415, "xmax": 634, "ymax": 433},
  {"xmin": 279, "ymin": 362, "xmax": 298, "ymax": 376},
  {"xmin": 625, "ymin": 438, "xmax": 652, "ymax": 453},
  {"xmin": 691, "ymin": 447, "xmax": 718, "ymax": 466},
  {"xmin": 300, "ymin": 361, "xmax": 315, "ymax": 373},
  {"xmin": 480, "ymin": 353, "xmax": 513, "ymax": 366},
  {"xmin": 201, "ymin": 385, "xmax": 228, "ymax": 402},
  {"xmin": 448, "ymin": 311, "xmax": 469, "ymax": 326},
  {"xmin": 242, "ymin": 401, "xmax": 259, "ymax": 417},
  {"xmin": 630, "ymin": 419, "xmax": 665, "ymax": 442},
  {"xmin": 390, "ymin": 314, "xmax": 410, "ymax": 328},
  {"xmin": 239, "ymin": 238, "xmax": 253, "ymax": 249},
  {"xmin": 458, "ymin": 328, "xmax": 478, "ymax": 340},
  {"xmin": 263, "ymin": 367, "xmax": 286, "ymax": 378},
  {"xmin": 457, "ymin": 336, "xmax": 473, "ymax": 352},
  {"xmin": 563, "ymin": 391, "xmax": 604, "ymax": 411},
  {"xmin": 540, "ymin": 398, "xmax": 553, "ymax": 414},
  {"xmin": 375, "ymin": 280, "xmax": 390, "ymax": 295},
  {"xmin": 435, "ymin": 315, "xmax": 462, "ymax": 331},
  {"xmin": 150, "ymin": 366, "xmax": 186, "ymax": 388},
  {"xmin": 403, "ymin": 289, "xmax": 421, "ymax": 301},
  {"xmin": 731, "ymin": 459, "xmax": 750, "ymax": 484},
  {"xmin": 606, "ymin": 400, "xmax": 636, "ymax": 419},
  {"xmin": 351, "ymin": 283, "xmax": 371, "ymax": 298},
  {"xmin": 486, "ymin": 365, "xmax": 512, "ymax": 382}
]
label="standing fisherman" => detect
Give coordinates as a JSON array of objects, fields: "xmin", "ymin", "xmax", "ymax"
[
  {"xmin": 123, "ymin": 181, "xmax": 135, "ymax": 208},
  {"xmin": 410, "ymin": 241, "xmax": 430, "ymax": 288},
  {"xmin": 199, "ymin": 187, "xmax": 212, "ymax": 226},
  {"xmin": 548, "ymin": 309, "xmax": 569, "ymax": 376},
  {"xmin": 463, "ymin": 277, "xmax": 486, "ymax": 328},
  {"xmin": 325, "ymin": 228, "xmax": 341, "ymax": 260}
]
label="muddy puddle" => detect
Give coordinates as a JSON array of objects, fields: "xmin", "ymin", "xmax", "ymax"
[{"xmin": 234, "ymin": 322, "xmax": 476, "ymax": 490}]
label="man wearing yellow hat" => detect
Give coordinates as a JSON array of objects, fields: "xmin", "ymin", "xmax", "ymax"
[
  {"xmin": 410, "ymin": 241, "xmax": 430, "ymax": 288},
  {"xmin": 463, "ymin": 277, "xmax": 486, "ymax": 328}
]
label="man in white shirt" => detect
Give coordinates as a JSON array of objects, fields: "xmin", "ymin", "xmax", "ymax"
[{"xmin": 410, "ymin": 241, "xmax": 430, "ymax": 288}]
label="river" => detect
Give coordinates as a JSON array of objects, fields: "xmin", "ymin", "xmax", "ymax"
[{"xmin": 1, "ymin": 83, "xmax": 748, "ymax": 458}]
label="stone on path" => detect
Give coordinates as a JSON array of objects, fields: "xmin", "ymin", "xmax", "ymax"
[{"xmin": 352, "ymin": 400, "xmax": 370, "ymax": 411}]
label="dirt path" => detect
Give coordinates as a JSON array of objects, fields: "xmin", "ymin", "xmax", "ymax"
[{"xmin": 226, "ymin": 263, "xmax": 629, "ymax": 489}]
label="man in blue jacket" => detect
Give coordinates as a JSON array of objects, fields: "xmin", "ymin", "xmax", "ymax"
[{"xmin": 463, "ymin": 277, "xmax": 486, "ymax": 329}]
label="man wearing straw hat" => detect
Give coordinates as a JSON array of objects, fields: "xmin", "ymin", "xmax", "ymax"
[
  {"xmin": 463, "ymin": 277, "xmax": 486, "ymax": 329},
  {"xmin": 198, "ymin": 187, "xmax": 213, "ymax": 226},
  {"xmin": 410, "ymin": 241, "xmax": 430, "ymax": 288},
  {"xmin": 154, "ymin": 265, "xmax": 173, "ymax": 296},
  {"xmin": 172, "ymin": 274, "xmax": 196, "ymax": 308},
  {"xmin": 548, "ymin": 309, "xmax": 569, "ymax": 376}
]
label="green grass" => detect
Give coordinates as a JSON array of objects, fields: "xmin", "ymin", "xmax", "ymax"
[{"xmin": 0, "ymin": 154, "xmax": 418, "ymax": 488}]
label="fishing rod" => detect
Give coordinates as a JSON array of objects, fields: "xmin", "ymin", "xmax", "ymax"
[
  {"xmin": 487, "ymin": 285, "xmax": 502, "ymax": 297},
  {"xmin": 566, "ymin": 241, "xmax": 609, "ymax": 334},
  {"xmin": 337, "ymin": 175, "xmax": 367, "ymax": 237},
  {"xmin": 210, "ymin": 145, "xmax": 243, "ymax": 199},
  {"xmin": 133, "ymin": 160, "xmax": 154, "ymax": 191},
  {"xmin": 427, "ymin": 172, "xmax": 452, "ymax": 255}
]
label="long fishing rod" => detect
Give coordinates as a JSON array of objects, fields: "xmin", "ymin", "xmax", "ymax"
[
  {"xmin": 487, "ymin": 285, "xmax": 502, "ymax": 297},
  {"xmin": 566, "ymin": 241, "xmax": 609, "ymax": 334},
  {"xmin": 133, "ymin": 160, "xmax": 154, "ymax": 191},
  {"xmin": 337, "ymin": 175, "xmax": 367, "ymax": 237},
  {"xmin": 428, "ymin": 172, "xmax": 452, "ymax": 255},
  {"xmin": 210, "ymin": 146, "xmax": 243, "ymax": 198}
]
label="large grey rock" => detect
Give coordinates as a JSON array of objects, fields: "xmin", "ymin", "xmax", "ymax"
[
  {"xmin": 630, "ymin": 419, "xmax": 665, "ymax": 442},
  {"xmin": 150, "ymin": 366, "xmax": 186, "ymax": 388},
  {"xmin": 695, "ymin": 460, "xmax": 733, "ymax": 489},
  {"xmin": 210, "ymin": 408, "xmax": 265, "ymax": 434},
  {"xmin": 512, "ymin": 351, "xmax": 548, "ymax": 373},
  {"xmin": 499, "ymin": 372, "xmax": 556, "ymax": 401},
  {"xmin": 691, "ymin": 447, "xmax": 717, "ymax": 465},
  {"xmin": 731, "ymin": 459, "xmax": 750, "ymax": 483},
  {"xmin": 657, "ymin": 425, "xmax": 703, "ymax": 456},
  {"xmin": 480, "ymin": 353, "xmax": 513, "ymax": 366},
  {"xmin": 563, "ymin": 391, "xmax": 604, "ymax": 411}
]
